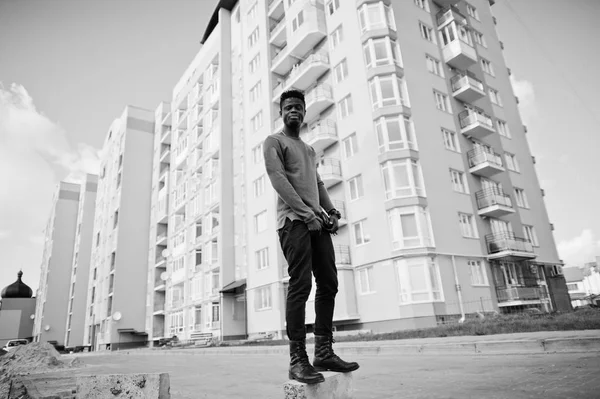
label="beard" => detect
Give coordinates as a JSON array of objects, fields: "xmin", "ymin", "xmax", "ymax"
[{"xmin": 286, "ymin": 114, "xmax": 304, "ymax": 128}]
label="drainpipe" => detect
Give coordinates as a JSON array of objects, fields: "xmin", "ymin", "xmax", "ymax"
[{"xmin": 450, "ymin": 255, "xmax": 466, "ymax": 323}]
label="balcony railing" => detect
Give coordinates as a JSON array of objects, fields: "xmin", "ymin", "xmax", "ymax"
[
  {"xmin": 496, "ymin": 285, "xmax": 548, "ymax": 303},
  {"xmin": 450, "ymin": 71, "xmax": 484, "ymax": 93},
  {"xmin": 318, "ymin": 158, "xmax": 342, "ymax": 177},
  {"xmin": 270, "ymin": 17, "xmax": 285, "ymax": 36},
  {"xmin": 154, "ymin": 302, "xmax": 165, "ymax": 312},
  {"xmin": 459, "ymin": 108, "xmax": 494, "ymax": 130},
  {"xmin": 476, "ymin": 187, "xmax": 512, "ymax": 210},
  {"xmin": 486, "ymin": 232, "xmax": 534, "ymax": 256},
  {"xmin": 305, "ymin": 83, "xmax": 333, "ymax": 105},
  {"xmin": 334, "ymin": 245, "xmax": 351, "ymax": 265},
  {"xmin": 303, "ymin": 120, "xmax": 337, "ymax": 143},
  {"xmin": 272, "ymin": 44, "xmax": 288, "ymax": 66},
  {"xmin": 330, "ymin": 199, "xmax": 346, "ymax": 220},
  {"xmin": 436, "ymin": 5, "xmax": 467, "ymax": 27},
  {"xmin": 468, "ymin": 148, "xmax": 503, "ymax": 168}
]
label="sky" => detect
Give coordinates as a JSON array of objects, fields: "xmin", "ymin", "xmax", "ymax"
[{"xmin": 0, "ymin": 0, "xmax": 599, "ymax": 293}]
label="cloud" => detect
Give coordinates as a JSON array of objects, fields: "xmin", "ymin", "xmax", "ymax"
[
  {"xmin": 510, "ymin": 75, "xmax": 536, "ymax": 125},
  {"xmin": 0, "ymin": 230, "xmax": 11, "ymax": 240},
  {"xmin": 557, "ymin": 229, "xmax": 600, "ymax": 267},
  {"xmin": 0, "ymin": 82, "xmax": 101, "ymax": 292}
]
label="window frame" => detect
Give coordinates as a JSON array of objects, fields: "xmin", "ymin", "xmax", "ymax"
[
  {"xmin": 369, "ymin": 75, "xmax": 409, "ymax": 109},
  {"xmin": 375, "ymin": 115, "xmax": 418, "ymax": 153},
  {"xmin": 426, "ymin": 54, "xmax": 444, "ymax": 77},
  {"xmin": 357, "ymin": 266, "xmax": 375, "ymax": 294},
  {"xmin": 469, "ymin": 260, "xmax": 489, "ymax": 286},
  {"xmin": 459, "ymin": 212, "xmax": 479, "ymax": 238},
  {"xmin": 363, "ymin": 37, "xmax": 403, "ymax": 69},
  {"xmin": 353, "ymin": 219, "xmax": 370, "ymax": 246},
  {"xmin": 523, "ymin": 225, "xmax": 539, "ymax": 247},
  {"xmin": 358, "ymin": 2, "xmax": 396, "ymax": 33},
  {"xmin": 380, "ymin": 159, "xmax": 426, "ymax": 200},
  {"xmin": 348, "ymin": 174, "xmax": 364, "ymax": 201},
  {"xmin": 419, "ymin": 21, "xmax": 436, "ymax": 43},
  {"xmin": 450, "ymin": 169, "xmax": 469, "ymax": 194},
  {"xmin": 433, "ymin": 90, "xmax": 450, "ymax": 112},
  {"xmin": 330, "ymin": 25, "xmax": 343, "ymax": 50},
  {"xmin": 338, "ymin": 94, "xmax": 353, "ymax": 118},
  {"xmin": 254, "ymin": 210, "xmax": 267, "ymax": 233},
  {"xmin": 326, "ymin": 0, "xmax": 340, "ymax": 15},
  {"xmin": 342, "ymin": 133, "xmax": 358, "ymax": 158},
  {"xmin": 442, "ymin": 128, "xmax": 460, "ymax": 152},
  {"xmin": 256, "ymin": 247, "xmax": 269, "ymax": 270},
  {"xmin": 333, "ymin": 58, "xmax": 349, "ymax": 83},
  {"xmin": 395, "ymin": 257, "xmax": 443, "ymax": 304},
  {"xmin": 388, "ymin": 206, "xmax": 434, "ymax": 250}
]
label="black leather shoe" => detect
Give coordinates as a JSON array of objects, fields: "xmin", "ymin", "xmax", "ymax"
[
  {"xmin": 289, "ymin": 340, "xmax": 325, "ymax": 384},
  {"xmin": 313, "ymin": 335, "xmax": 360, "ymax": 373}
]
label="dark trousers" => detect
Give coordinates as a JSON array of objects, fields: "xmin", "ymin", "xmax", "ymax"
[{"xmin": 278, "ymin": 218, "xmax": 338, "ymax": 341}]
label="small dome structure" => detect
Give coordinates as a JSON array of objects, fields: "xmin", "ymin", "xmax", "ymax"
[{"xmin": 1, "ymin": 271, "xmax": 33, "ymax": 299}]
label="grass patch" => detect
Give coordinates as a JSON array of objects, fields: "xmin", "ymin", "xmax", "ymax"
[{"xmin": 213, "ymin": 309, "xmax": 600, "ymax": 348}]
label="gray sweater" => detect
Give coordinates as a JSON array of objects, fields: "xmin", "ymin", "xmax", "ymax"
[{"xmin": 263, "ymin": 132, "xmax": 335, "ymax": 230}]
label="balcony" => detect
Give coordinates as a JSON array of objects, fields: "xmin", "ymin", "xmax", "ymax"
[
  {"xmin": 334, "ymin": 245, "xmax": 351, "ymax": 266},
  {"xmin": 436, "ymin": 5, "xmax": 467, "ymax": 28},
  {"xmin": 270, "ymin": 1, "xmax": 327, "ymax": 76},
  {"xmin": 154, "ymin": 280, "xmax": 166, "ymax": 292},
  {"xmin": 304, "ymin": 84, "xmax": 334, "ymax": 123},
  {"xmin": 451, "ymin": 71, "xmax": 485, "ymax": 103},
  {"xmin": 468, "ymin": 148, "xmax": 505, "ymax": 177},
  {"xmin": 155, "ymin": 255, "xmax": 167, "ymax": 268},
  {"xmin": 203, "ymin": 132, "xmax": 219, "ymax": 159},
  {"xmin": 459, "ymin": 108, "xmax": 495, "ymax": 139},
  {"xmin": 156, "ymin": 234, "xmax": 168, "ymax": 247},
  {"xmin": 330, "ymin": 199, "xmax": 347, "ymax": 227},
  {"xmin": 268, "ymin": 0, "xmax": 284, "ymax": 20},
  {"xmin": 318, "ymin": 158, "xmax": 342, "ymax": 188},
  {"xmin": 476, "ymin": 187, "xmax": 515, "ymax": 217},
  {"xmin": 432, "ymin": 0, "xmax": 460, "ymax": 7},
  {"xmin": 301, "ymin": 120, "xmax": 337, "ymax": 153},
  {"xmin": 153, "ymin": 302, "xmax": 165, "ymax": 315},
  {"xmin": 496, "ymin": 285, "xmax": 548, "ymax": 305},
  {"xmin": 442, "ymin": 39, "xmax": 477, "ymax": 70},
  {"xmin": 486, "ymin": 232, "xmax": 536, "ymax": 260},
  {"xmin": 160, "ymin": 128, "xmax": 172, "ymax": 145},
  {"xmin": 159, "ymin": 144, "xmax": 170, "ymax": 164},
  {"xmin": 269, "ymin": 16, "xmax": 286, "ymax": 46},
  {"xmin": 157, "ymin": 194, "xmax": 168, "ymax": 224},
  {"xmin": 272, "ymin": 53, "xmax": 330, "ymax": 103}
]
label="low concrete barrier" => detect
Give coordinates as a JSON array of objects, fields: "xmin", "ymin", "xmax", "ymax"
[
  {"xmin": 283, "ymin": 372, "xmax": 354, "ymax": 399},
  {"xmin": 75, "ymin": 373, "xmax": 170, "ymax": 399}
]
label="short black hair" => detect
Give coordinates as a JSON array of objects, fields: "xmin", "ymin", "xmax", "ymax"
[{"xmin": 280, "ymin": 89, "xmax": 305, "ymax": 110}]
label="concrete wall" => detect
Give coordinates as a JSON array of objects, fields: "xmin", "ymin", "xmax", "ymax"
[{"xmin": 0, "ymin": 298, "xmax": 36, "ymax": 346}]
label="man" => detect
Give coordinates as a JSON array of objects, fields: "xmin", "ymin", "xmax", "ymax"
[{"xmin": 263, "ymin": 89, "xmax": 359, "ymax": 384}]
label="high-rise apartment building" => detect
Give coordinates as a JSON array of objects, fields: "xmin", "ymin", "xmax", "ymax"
[
  {"xmin": 84, "ymin": 106, "xmax": 155, "ymax": 351},
  {"xmin": 64, "ymin": 174, "xmax": 98, "ymax": 348},
  {"xmin": 150, "ymin": 0, "xmax": 569, "ymax": 342},
  {"xmin": 33, "ymin": 182, "xmax": 81, "ymax": 345}
]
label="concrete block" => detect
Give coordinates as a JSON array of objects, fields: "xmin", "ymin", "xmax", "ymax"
[
  {"xmin": 543, "ymin": 337, "xmax": 600, "ymax": 353},
  {"xmin": 283, "ymin": 371, "xmax": 353, "ymax": 399},
  {"xmin": 476, "ymin": 340, "xmax": 544, "ymax": 354},
  {"xmin": 75, "ymin": 373, "xmax": 170, "ymax": 399}
]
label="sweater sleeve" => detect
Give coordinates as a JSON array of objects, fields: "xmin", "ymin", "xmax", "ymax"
[
  {"xmin": 317, "ymin": 171, "xmax": 335, "ymax": 213},
  {"xmin": 263, "ymin": 137, "xmax": 317, "ymax": 223}
]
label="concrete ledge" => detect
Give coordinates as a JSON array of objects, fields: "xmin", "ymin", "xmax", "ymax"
[
  {"xmin": 420, "ymin": 342, "xmax": 476, "ymax": 354},
  {"xmin": 75, "ymin": 373, "xmax": 170, "ymax": 399},
  {"xmin": 544, "ymin": 337, "xmax": 600, "ymax": 353},
  {"xmin": 476, "ymin": 340, "xmax": 545, "ymax": 354},
  {"xmin": 284, "ymin": 372, "xmax": 353, "ymax": 399}
]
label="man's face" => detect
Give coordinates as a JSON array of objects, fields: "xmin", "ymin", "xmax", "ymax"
[{"xmin": 280, "ymin": 97, "xmax": 305, "ymax": 128}]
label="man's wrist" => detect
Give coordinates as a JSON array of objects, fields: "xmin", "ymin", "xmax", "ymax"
[{"xmin": 327, "ymin": 209, "xmax": 342, "ymax": 219}]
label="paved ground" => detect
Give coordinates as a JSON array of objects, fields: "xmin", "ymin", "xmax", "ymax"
[{"xmin": 39, "ymin": 351, "xmax": 600, "ymax": 399}]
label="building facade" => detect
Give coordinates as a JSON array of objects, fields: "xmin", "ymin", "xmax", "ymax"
[
  {"xmin": 84, "ymin": 106, "xmax": 155, "ymax": 351},
  {"xmin": 64, "ymin": 174, "xmax": 98, "ymax": 348},
  {"xmin": 149, "ymin": 0, "xmax": 570, "ymax": 342},
  {"xmin": 33, "ymin": 182, "xmax": 81, "ymax": 345}
]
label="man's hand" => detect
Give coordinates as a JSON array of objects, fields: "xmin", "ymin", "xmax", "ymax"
[
  {"xmin": 328, "ymin": 214, "xmax": 339, "ymax": 235},
  {"xmin": 307, "ymin": 218, "xmax": 323, "ymax": 232}
]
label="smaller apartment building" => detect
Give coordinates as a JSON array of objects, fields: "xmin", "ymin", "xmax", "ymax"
[{"xmin": 84, "ymin": 106, "xmax": 155, "ymax": 351}]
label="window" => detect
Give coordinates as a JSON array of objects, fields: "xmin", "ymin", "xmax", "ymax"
[
  {"xmin": 212, "ymin": 302, "xmax": 220, "ymax": 322},
  {"xmin": 369, "ymin": 75, "xmax": 409, "ymax": 109},
  {"xmin": 567, "ymin": 283, "xmax": 578, "ymax": 291},
  {"xmin": 254, "ymin": 211, "xmax": 267, "ymax": 233},
  {"xmin": 459, "ymin": 213, "xmax": 478, "ymax": 238},
  {"xmin": 252, "ymin": 143, "xmax": 264, "ymax": 164},
  {"xmin": 434, "ymin": 90, "xmax": 450, "ymax": 112},
  {"xmin": 419, "ymin": 22, "xmax": 435, "ymax": 43},
  {"xmin": 248, "ymin": 27, "xmax": 259, "ymax": 48},
  {"xmin": 327, "ymin": 0, "xmax": 340, "ymax": 15},
  {"xmin": 514, "ymin": 188, "xmax": 529, "ymax": 208},
  {"xmin": 334, "ymin": 59, "xmax": 348, "ymax": 83},
  {"xmin": 473, "ymin": 30, "xmax": 486, "ymax": 47},
  {"xmin": 253, "ymin": 175, "xmax": 265, "ymax": 198},
  {"xmin": 256, "ymin": 247, "xmax": 269, "ymax": 270},
  {"xmin": 450, "ymin": 169, "xmax": 469, "ymax": 193},
  {"xmin": 395, "ymin": 257, "xmax": 443, "ymax": 304},
  {"xmin": 426, "ymin": 54, "xmax": 444, "ymax": 77},
  {"xmin": 249, "ymin": 81, "xmax": 261, "ymax": 102},
  {"xmin": 353, "ymin": 219, "xmax": 370, "ymax": 245},
  {"xmin": 481, "ymin": 58, "xmax": 494, "ymax": 76},
  {"xmin": 255, "ymin": 286, "xmax": 272, "ymax": 310},
  {"xmin": 497, "ymin": 120, "xmax": 511, "ymax": 138},
  {"xmin": 414, "ymin": 0, "xmax": 429, "ymax": 12},
  {"xmin": 357, "ymin": 267, "xmax": 375, "ymax": 294},
  {"xmin": 173, "ymin": 256, "xmax": 185, "ymax": 272},
  {"xmin": 363, "ymin": 37, "xmax": 403, "ymax": 69},
  {"xmin": 388, "ymin": 206, "xmax": 433, "ymax": 249},
  {"xmin": 292, "ymin": 10, "xmax": 304, "ymax": 32},
  {"xmin": 330, "ymin": 25, "xmax": 343, "ymax": 50},
  {"xmin": 173, "ymin": 230, "xmax": 185, "ymax": 248},
  {"xmin": 251, "ymin": 111, "xmax": 263, "ymax": 132},
  {"xmin": 466, "ymin": 3, "xmax": 479, "ymax": 20},
  {"xmin": 442, "ymin": 128, "xmax": 460, "ymax": 152},
  {"xmin": 113, "ymin": 210, "xmax": 119, "ymax": 229},
  {"xmin": 348, "ymin": 175, "xmax": 364, "ymax": 201},
  {"xmin": 380, "ymin": 159, "xmax": 425, "ymax": 199},
  {"xmin": 342, "ymin": 133, "xmax": 358, "ymax": 158},
  {"xmin": 440, "ymin": 22, "xmax": 473, "ymax": 47},
  {"xmin": 358, "ymin": 3, "xmax": 396, "ymax": 33},
  {"xmin": 249, "ymin": 53, "xmax": 260, "ymax": 73},
  {"xmin": 247, "ymin": 2, "xmax": 257, "ymax": 21},
  {"xmin": 375, "ymin": 116, "xmax": 417, "ymax": 152},
  {"xmin": 523, "ymin": 225, "xmax": 539, "ymax": 246},
  {"xmin": 338, "ymin": 95, "xmax": 353, "ymax": 118},
  {"xmin": 469, "ymin": 260, "xmax": 488, "ymax": 286},
  {"xmin": 489, "ymin": 88, "xmax": 503, "ymax": 106},
  {"xmin": 505, "ymin": 153, "xmax": 520, "ymax": 172}
]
